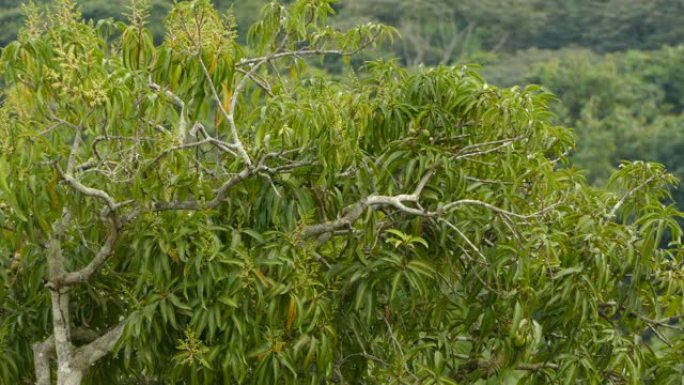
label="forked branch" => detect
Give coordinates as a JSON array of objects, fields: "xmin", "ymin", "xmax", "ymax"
[
  {"xmin": 49, "ymin": 221, "xmax": 119, "ymax": 289},
  {"xmin": 302, "ymin": 170, "xmax": 557, "ymax": 242}
]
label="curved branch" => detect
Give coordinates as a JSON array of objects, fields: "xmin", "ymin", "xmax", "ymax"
[
  {"xmin": 606, "ymin": 175, "xmax": 657, "ymax": 220},
  {"xmin": 55, "ymin": 163, "xmax": 118, "ymax": 213},
  {"xmin": 301, "ymin": 201, "xmax": 366, "ymax": 239},
  {"xmin": 152, "ymin": 159, "xmax": 312, "ymax": 212},
  {"xmin": 302, "ymin": 170, "xmax": 557, "ymax": 244},
  {"xmin": 152, "ymin": 165, "xmax": 257, "ymax": 211},
  {"xmin": 145, "ymin": 134, "xmax": 238, "ymax": 173},
  {"xmin": 439, "ymin": 199, "xmax": 557, "ymax": 219},
  {"xmin": 51, "ymin": 221, "xmax": 119, "ymax": 288}
]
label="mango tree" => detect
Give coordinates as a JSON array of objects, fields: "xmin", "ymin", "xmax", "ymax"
[{"xmin": 1, "ymin": 1, "xmax": 683, "ymax": 384}]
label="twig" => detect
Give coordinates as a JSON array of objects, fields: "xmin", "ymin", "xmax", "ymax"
[
  {"xmin": 198, "ymin": 55, "xmax": 252, "ymax": 166},
  {"xmin": 55, "ymin": 164, "xmax": 118, "ymax": 213},
  {"xmin": 237, "ymin": 39, "xmax": 377, "ymax": 66},
  {"xmin": 646, "ymin": 324, "xmax": 673, "ymax": 348},
  {"xmin": 66, "ymin": 125, "xmax": 83, "ymax": 174},
  {"xmin": 236, "ymin": 68, "xmax": 274, "ymax": 97},
  {"xmin": 606, "ymin": 175, "xmax": 657, "ymax": 220},
  {"xmin": 439, "ymin": 218, "xmax": 487, "ymax": 262},
  {"xmin": 439, "ymin": 199, "xmax": 558, "ymax": 219},
  {"xmin": 515, "ymin": 362, "xmax": 560, "ymax": 371},
  {"xmin": 149, "ymin": 81, "xmax": 185, "ymax": 109},
  {"xmin": 152, "ymin": 159, "xmax": 311, "ymax": 211},
  {"xmin": 145, "ymin": 136, "xmax": 237, "ymax": 171}
]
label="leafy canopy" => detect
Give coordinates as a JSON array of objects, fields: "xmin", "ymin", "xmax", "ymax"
[{"xmin": 1, "ymin": 1, "xmax": 683, "ymax": 384}]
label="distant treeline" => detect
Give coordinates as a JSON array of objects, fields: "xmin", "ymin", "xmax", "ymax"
[
  {"xmin": 484, "ymin": 47, "xmax": 684, "ymax": 192},
  {"xmin": 2, "ymin": 0, "xmax": 684, "ymax": 59}
]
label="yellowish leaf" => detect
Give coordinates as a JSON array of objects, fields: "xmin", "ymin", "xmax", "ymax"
[
  {"xmin": 254, "ymin": 269, "xmax": 269, "ymax": 286},
  {"xmin": 286, "ymin": 295, "xmax": 297, "ymax": 330},
  {"xmin": 216, "ymin": 81, "xmax": 232, "ymax": 128}
]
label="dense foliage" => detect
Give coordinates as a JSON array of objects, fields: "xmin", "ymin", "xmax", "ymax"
[
  {"xmin": 3, "ymin": 1, "xmax": 684, "ymax": 197},
  {"xmin": 1, "ymin": 1, "xmax": 684, "ymax": 384},
  {"xmin": 0, "ymin": 0, "xmax": 263, "ymax": 47}
]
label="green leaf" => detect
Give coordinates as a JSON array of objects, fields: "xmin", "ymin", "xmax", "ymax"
[{"xmin": 0, "ymin": 159, "xmax": 26, "ymax": 221}]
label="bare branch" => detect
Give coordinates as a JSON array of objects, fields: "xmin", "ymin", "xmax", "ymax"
[
  {"xmin": 361, "ymin": 169, "xmax": 436, "ymax": 216},
  {"xmin": 638, "ymin": 314, "xmax": 683, "ymax": 331},
  {"xmin": 47, "ymin": 114, "xmax": 80, "ymax": 131},
  {"xmin": 414, "ymin": 167, "xmax": 436, "ymax": 196},
  {"xmin": 150, "ymin": 138, "xmax": 212, "ymax": 161},
  {"xmin": 549, "ymin": 148, "xmax": 572, "ymax": 165},
  {"xmin": 366, "ymin": 194, "xmax": 428, "ymax": 216},
  {"xmin": 72, "ymin": 322, "xmax": 125, "ymax": 371},
  {"xmin": 237, "ymin": 44, "xmax": 372, "ymax": 66},
  {"xmin": 439, "ymin": 218, "xmax": 487, "ymax": 262},
  {"xmin": 36, "ymin": 121, "xmax": 66, "ymax": 136},
  {"xmin": 302, "ymin": 167, "xmax": 557, "ymax": 246},
  {"xmin": 144, "ymin": 123, "xmax": 242, "ymax": 170},
  {"xmin": 515, "ymin": 362, "xmax": 560, "ymax": 371},
  {"xmin": 301, "ymin": 190, "xmax": 429, "ymax": 241},
  {"xmin": 465, "ymin": 176, "xmax": 512, "ymax": 185},
  {"xmin": 453, "ymin": 136, "xmax": 524, "ymax": 160},
  {"xmin": 197, "ymin": 55, "xmax": 252, "ymax": 166},
  {"xmin": 606, "ymin": 175, "xmax": 657, "ymax": 220},
  {"xmin": 153, "ymin": 159, "xmax": 311, "ymax": 212},
  {"xmin": 153, "ymin": 165, "xmax": 255, "ymax": 211},
  {"xmin": 91, "ymin": 135, "xmax": 141, "ymax": 163},
  {"xmin": 55, "ymin": 164, "xmax": 118, "ymax": 213},
  {"xmin": 236, "ymin": 68, "xmax": 274, "ymax": 96},
  {"xmin": 238, "ymin": 49, "xmax": 342, "ymax": 66},
  {"xmin": 149, "ymin": 81, "xmax": 185, "ymax": 109},
  {"xmin": 382, "ymin": 315, "xmax": 419, "ymax": 383},
  {"xmin": 51, "ymin": 161, "xmax": 124, "ymax": 290},
  {"xmin": 439, "ymin": 199, "xmax": 557, "ymax": 219},
  {"xmin": 646, "ymin": 324, "xmax": 673, "ymax": 348},
  {"xmin": 301, "ymin": 202, "xmax": 366, "ymax": 240},
  {"xmin": 66, "ymin": 125, "xmax": 83, "ymax": 174},
  {"xmin": 52, "ymin": 221, "xmax": 119, "ymax": 288},
  {"xmin": 237, "ymin": 29, "xmax": 380, "ymax": 73}
]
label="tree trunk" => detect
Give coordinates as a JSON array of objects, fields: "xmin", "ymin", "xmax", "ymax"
[
  {"xmin": 32, "ymin": 322, "xmax": 125, "ymax": 385},
  {"xmin": 57, "ymin": 366, "xmax": 83, "ymax": 385},
  {"xmin": 32, "ymin": 339, "xmax": 53, "ymax": 385}
]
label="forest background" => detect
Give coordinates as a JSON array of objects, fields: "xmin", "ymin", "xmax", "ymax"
[{"xmin": 2, "ymin": 0, "xmax": 684, "ymax": 204}]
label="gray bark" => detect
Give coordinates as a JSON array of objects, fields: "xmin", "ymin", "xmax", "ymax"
[{"xmin": 32, "ymin": 337, "xmax": 53, "ymax": 385}]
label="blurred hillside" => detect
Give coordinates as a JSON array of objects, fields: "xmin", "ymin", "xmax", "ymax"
[
  {"xmin": 2, "ymin": 0, "xmax": 684, "ymax": 203},
  {"xmin": 335, "ymin": 0, "xmax": 684, "ymax": 65},
  {"xmin": 3, "ymin": 0, "xmax": 683, "ymax": 56}
]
